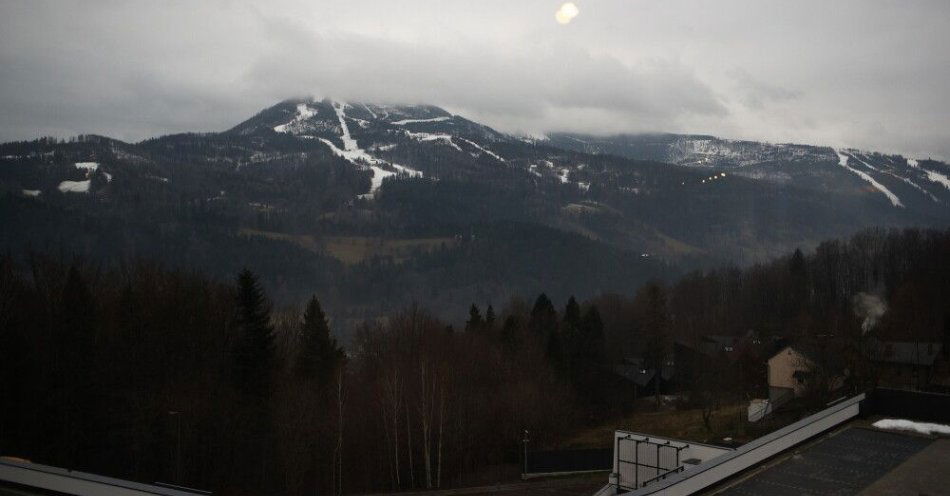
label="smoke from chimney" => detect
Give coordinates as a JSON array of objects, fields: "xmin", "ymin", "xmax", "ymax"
[{"xmin": 853, "ymin": 293, "xmax": 887, "ymax": 334}]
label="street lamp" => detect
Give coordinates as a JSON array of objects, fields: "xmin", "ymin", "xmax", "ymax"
[
  {"xmin": 168, "ymin": 411, "xmax": 182, "ymax": 484},
  {"xmin": 521, "ymin": 429, "xmax": 530, "ymax": 479}
]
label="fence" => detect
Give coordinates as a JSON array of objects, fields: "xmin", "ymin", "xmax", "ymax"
[{"xmin": 524, "ymin": 448, "xmax": 612, "ymax": 478}]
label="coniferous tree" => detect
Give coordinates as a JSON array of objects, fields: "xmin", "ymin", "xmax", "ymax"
[
  {"xmin": 635, "ymin": 282, "xmax": 670, "ymax": 409},
  {"xmin": 57, "ymin": 264, "xmax": 96, "ymax": 467},
  {"xmin": 563, "ymin": 296, "xmax": 581, "ymax": 329},
  {"xmin": 580, "ymin": 305, "xmax": 605, "ymax": 364},
  {"xmin": 233, "ymin": 268, "xmax": 275, "ymax": 398},
  {"xmin": 529, "ymin": 293, "xmax": 557, "ymax": 337},
  {"xmin": 296, "ymin": 295, "xmax": 343, "ymax": 384},
  {"xmin": 465, "ymin": 303, "xmax": 483, "ymax": 333},
  {"xmin": 485, "ymin": 305, "xmax": 496, "ymax": 332}
]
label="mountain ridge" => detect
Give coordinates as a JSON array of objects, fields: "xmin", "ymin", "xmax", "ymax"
[{"xmin": 2, "ymin": 98, "xmax": 949, "ymax": 322}]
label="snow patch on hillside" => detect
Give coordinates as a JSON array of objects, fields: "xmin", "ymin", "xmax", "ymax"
[
  {"xmin": 75, "ymin": 162, "xmax": 99, "ymax": 172},
  {"xmin": 458, "ymin": 138, "xmax": 505, "ymax": 162},
  {"xmin": 835, "ymin": 150, "xmax": 903, "ymax": 208},
  {"xmin": 22, "ymin": 189, "xmax": 41, "ymax": 197},
  {"xmin": 360, "ymin": 103, "xmax": 378, "ymax": 119},
  {"xmin": 851, "ymin": 154, "xmax": 938, "ymax": 202},
  {"xmin": 391, "ymin": 116, "xmax": 451, "ymax": 125},
  {"xmin": 404, "ymin": 131, "xmax": 462, "ymax": 151},
  {"xmin": 907, "ymin": 158, "xmax": 919, "ymax": 168},
  {"xmin": 274, "ymin": 103, "xmax": 318, "ymax": 134},
  {"xmin": 321, "ymin": 101, "xmax": 423, "ymax": 198},
  {"xmin": 557, "ymin": 168, "xmax": 570, "ymax": 184},
  {"xmin": 924, "ymin": 169, "xmax": 950, "ymax": 190}
]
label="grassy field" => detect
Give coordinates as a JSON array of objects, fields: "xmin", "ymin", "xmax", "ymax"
[
  {"xmin": 562, "ymin": 402, "xmax": 750, "ymax": 449},
  {"xmin": 239, "ymin": 228, "xmax": 455, "ymax": 265},
  {"xmin": 321, "ymin": 235, "xmax": 455, "ymax": 264}
]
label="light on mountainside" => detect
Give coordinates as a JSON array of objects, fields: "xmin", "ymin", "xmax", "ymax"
[{"xmin": 555, "ymin": 2, "xmax": 579, "ymax": 24}]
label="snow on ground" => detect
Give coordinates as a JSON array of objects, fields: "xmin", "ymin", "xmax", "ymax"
[
  {"xmin": 404, "ymin": 131, "xmax": 462, "ymax": 151},
  {"xmin": 348, "ymin": 117, "xmax": 371, "ymax": 128},
  {"xmin": 457, "ymin": 138, "xmax": 505, "ymax": 162},
  {"xmin": 74, "ymin": 162, "xmax": 99, "ymax": 172},
  {"xmin": 893, "ymin": 174, "xmax": 938, "ymax": 202},
  {"xmin": 923, "ymin": 169, "xmax": 950, "ymax": 190},
  {"xmin": 373, "ymin": 144, "xmax": 397, "ymax": 151},
  {"xmin": 103, "ymin": 172, "xmax": 113, "ymax": 182},
  {"xmin": 21, "ymin": 189, "xmax": 41, "ymax": 197},
  {"xmin": 357, "ymin": 167, "xmax": 396, "ymax": 200},
  {"xmin": 851, "ymin": 154, "xmax": 936, "ymax": 201},
  {"xmin": 390, "ymin": 116, "xmax": 451, "ymax": 125},
  {"xmin": 360, "ymin": 103, "xmax": 378, "ymax": 120},
  {"xmin": 873, "ymin": 419, "xmax": 950, "ymax": 436},
  {"xmin": 578, "ymin": 181, "xmax": 590, "ymax": 192},
  {"xmin": 907, "ymin": 158, "xmax": 919, "ymax": 168},
  {"xmin": 528, "ymin": 164, "xmax": 542, "ymax": 177},
  {"xmin": 557, "ymin": 168, "xmax": 570, "ymax": 184},
  {"xmin": 391, "ymin": 163, "xmax": 423, "ymax": 178},
  {"xmin": 321, "ymin": 101, "xmax": 422, "ymax": 198},
  {"xmin": 835, "ymin": 150, "xmax": 903, "ymax": 208},
  {"xmin": 58, "ymin": 180, "xmax": 91, "ymax": 193},
  {"xmin": 273, "ymin": 103, "xmax": 318, "ymax": 133}
]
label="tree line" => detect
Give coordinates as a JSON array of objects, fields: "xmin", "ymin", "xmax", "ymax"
[{"xmin": 2, "ymin": 227, "xmax": 950, "ymax": 494}]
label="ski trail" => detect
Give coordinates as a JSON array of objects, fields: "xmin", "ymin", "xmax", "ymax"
[
  {"xmin": 835, "ymin": 150, "xmax": 903, "ymax": 207},
  {"xmin": 274, "ymin": 103, "xmax": 318, "ymax": 133},
  {"xmin": 404, "ymin": 131, "xmax": 463, "ymax": 151},
  {"xmin": 391, "ymin": 116, "xmax": 452, "ymax": 125},
  {"xmin": 361, "ymin": 103, "xmax": 378, "ymax": 120},
  {"xmin": 321, "ymin": 101, "xmax": 422, "ymax": 198},
  {"xmin": 458, "ymin": 137, "xmax": 506, "ymax": 162},
  {"xmin": 923, "ymin": 169, "xmax": 950, "ymax": 190},
  {"xmin": 852, "ymin": 154, "xmax": 938, "ymax": 202}
]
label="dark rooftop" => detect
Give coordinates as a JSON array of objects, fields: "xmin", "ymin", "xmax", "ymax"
[{"xmin": 711, "ymin": 427, "xmax": 933, "ymax": 495}]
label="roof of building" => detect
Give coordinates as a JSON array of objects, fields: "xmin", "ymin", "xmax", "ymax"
[
  {"xmin": 871, "ymin": 340, "xmax": 944, "ymax": 366},
  {"xmin": 0, "ymin": 457, "xmax": 209, "ymax": 496},
  {"xmin": 595, "ymin": 388, "xmax": 950, "ymax": 496},
  {"xmin": 711, "ymin": 427, "xmax": 934, "ymax": 495}
]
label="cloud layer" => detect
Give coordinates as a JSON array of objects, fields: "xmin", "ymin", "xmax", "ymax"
[{"xmin": 1, "ymin": 0, "xmax": 949, "ymax": 159}]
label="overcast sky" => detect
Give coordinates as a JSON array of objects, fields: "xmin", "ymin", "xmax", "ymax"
[{"xmin": 2, "ymin": 0, "xmax": 949, "ymax": 159}]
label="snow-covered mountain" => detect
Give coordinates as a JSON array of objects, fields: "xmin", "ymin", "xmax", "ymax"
[
  {"xmin": 547, "ymin": 132, "xmax": 950, "ymax": 209},
  {"xmin": 3, "ymin": 98, "xmax": 950, "ymax": 274}
]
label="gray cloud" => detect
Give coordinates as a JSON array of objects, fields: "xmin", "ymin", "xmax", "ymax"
[{"xmin": 1, "ymin": 0, "xmax": 949, "ymax": 159}]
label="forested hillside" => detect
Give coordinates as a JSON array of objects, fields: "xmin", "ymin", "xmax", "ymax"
[{"xmin": 3, "ymin": 100, "xmax": 950, "ymax": 330}]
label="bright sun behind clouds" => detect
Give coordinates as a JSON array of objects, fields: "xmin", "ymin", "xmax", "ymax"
[{"xmin": 555, "ymin": 2, "xmax": 579, "ymax": 24}]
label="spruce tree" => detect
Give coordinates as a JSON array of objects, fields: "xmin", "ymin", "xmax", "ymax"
[
  {"xmin": 563, "ymin": 296, "xmax": 581, "ymax": 329},
  {"xmin": 233, "ymin": 268, "xmax": 275, "ymax": 398},
  {"xmin": 580, "ymin": 305, "xmax": 605, "ymax": 364},
  {"xmin": 296, "ymin": 295, "xmax": 343, "ymax": 384},
  {"xmin": 58, "ymin": 264, "xmax": 96, "ymax": 467},
  {"xmin": 465, "ymin": 303, "xmax": 483, "ymax": 333},
  {"xmin": 485, "ymin": 305, "xmax": 496, "ymax": 332},
  {"xmin": 529, "ymin": 293, "xmax": 557, "ymax": 337}
]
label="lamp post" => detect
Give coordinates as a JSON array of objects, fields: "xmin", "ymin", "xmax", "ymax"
[
  {"xmin": 168, "ymin": 411, "xmax": 182, "ymax": 484},
  {"xmin": 521, "ymin": 429, "xmax": 530, "ymax": 480}
]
